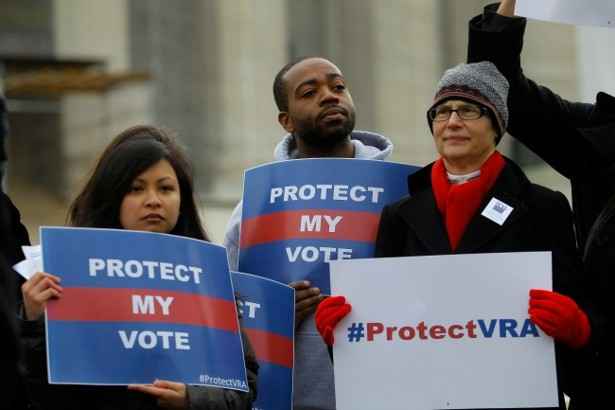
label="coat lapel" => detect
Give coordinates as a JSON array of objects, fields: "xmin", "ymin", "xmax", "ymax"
[
  {"xmin": 399, "ymin": 165, "xmax": 452, "ymax": 253},
  {"xmin": 456, "ymin": 162, "xmax": 528, "ymax": 253}
]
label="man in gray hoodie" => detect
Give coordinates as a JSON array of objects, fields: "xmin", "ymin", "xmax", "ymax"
[{"xmin": 224, "ymin": 56, "xmax": 393, "ymax": 410}]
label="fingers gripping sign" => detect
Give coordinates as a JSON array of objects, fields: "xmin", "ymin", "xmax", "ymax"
[
  {"xmin": 128, "ymin": 380, "xmax": 188, "ymax": 409},
  {"xmin": 290, "ymin": 280, "xmax": 326, "ymax": 328},
  {"xmin": 21, "ymin": 272, "xmax": 63, "ymax": 320}
]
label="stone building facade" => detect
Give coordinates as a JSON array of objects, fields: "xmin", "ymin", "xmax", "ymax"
[{"xmin": 3, "ymin": 0, "xmax": 615, "ymax": 239}]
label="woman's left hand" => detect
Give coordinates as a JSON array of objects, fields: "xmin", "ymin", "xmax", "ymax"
[{"xmin": 128, "ymin": 379, "xmax": 188, "ymax": 409}]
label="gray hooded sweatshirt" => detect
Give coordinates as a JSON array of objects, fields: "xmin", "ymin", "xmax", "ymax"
[{"xmin": 223, "ymin": 130, "xmax": 393, "ymax": 410}]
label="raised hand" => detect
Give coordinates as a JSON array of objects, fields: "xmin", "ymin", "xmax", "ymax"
[
  {"xmin": 290, "ymin": 280, "xmax": 326, "ymax": 328},
  {"xmin": 497, "ymin": 0, "xmax": 517, "ymax": 17}
]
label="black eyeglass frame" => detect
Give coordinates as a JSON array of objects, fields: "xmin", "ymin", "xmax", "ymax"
[{"xmin": 428, "ymin": 104, "xmax": 489, "ymax": 122}]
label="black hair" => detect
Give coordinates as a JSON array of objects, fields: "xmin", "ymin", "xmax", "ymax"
[
  {"xmin": 273, "ymin": 55, "xmax": 321, "ymax": 112},
  {"xmin": 68, "ymin": 125, "xmax": 208, "ymax": 241}
]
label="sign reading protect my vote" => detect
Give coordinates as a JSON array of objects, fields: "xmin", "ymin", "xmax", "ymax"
[
  {"xmin": 42, "ymin": 227, "xmax": 248, "ymax": 390},
  {"xmin": 232, "ymin": 272, "xmax": 294, "ymax": 410},
  {"xmin": 239, "ymin": 159, "xmax": 418, "ymax": 293}
]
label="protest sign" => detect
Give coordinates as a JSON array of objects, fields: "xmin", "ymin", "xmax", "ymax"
[
  {"xmin": 42, "ymin": 227, "xmax": 248, "ymax": 389},
  {"xmin": 232, "ymin": 272, "xmax": 294, "ymax": 410},
  {"xmin": 517, "ymin": 0, "xmax": 615, "ymax": 28},
  {"xmin": 239, "ymin": 159, "xmax": 418, "ymax": 293},
  {"xmin": 330, "ymin": 252, "xmax": 558, "ymax": 410}
]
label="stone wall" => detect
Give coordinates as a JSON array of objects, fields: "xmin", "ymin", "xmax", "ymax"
[
  {"xmin": 6, "ymin": 0, "xmax": 585, "ymax": 207},
  {"xmin": 59, "ymin": 82, "xmax": 152, "ymax": 201},
  {"xmin": 128, "ymin": 0, "xmax": 286, "ymax": 203}
]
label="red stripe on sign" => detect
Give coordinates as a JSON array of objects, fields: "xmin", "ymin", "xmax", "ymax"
[
  {"xmin": 240, "ymin": 209, "xmax": 380, "ymax": 248},
  {"xmin": 47, "ymin": 288, "xmax": 238, "ymax": 332},
  {"xmin": 244, "ymin": 328, "xmax": 293, "ymax": 368}
]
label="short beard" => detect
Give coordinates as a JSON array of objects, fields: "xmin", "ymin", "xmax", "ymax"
[{"xmin": 294, "ymin": 113, "xmax": 356, "ymax": 150}]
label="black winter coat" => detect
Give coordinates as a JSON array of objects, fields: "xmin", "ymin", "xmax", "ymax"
[
  {"xmin": 0, "ymin": 191, "xmax": 30, "ymax": 292},
  {"xmin": 468, "ymin": 5, "xmax": 613, "ymax": 409},
  {"xmin": 0, "ymin": 192, "xmax": 30, "ymax": 409},
  {"xmin": 375, "ymin": 159, "xmax": 581, "ymax": 410}
]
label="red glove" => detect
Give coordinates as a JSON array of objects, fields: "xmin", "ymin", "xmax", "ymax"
[
  {"xmin": 529, "ymin": 289, "xmax": 591, "ymax": 349},
  {"xmin": 315, "ymin": 296, "xmax": 352, "ymax": 346}
]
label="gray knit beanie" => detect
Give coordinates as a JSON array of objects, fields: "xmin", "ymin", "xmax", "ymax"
[{"xmin": 427, "ymin": 61, "xmax": 509, "ymax": 142}]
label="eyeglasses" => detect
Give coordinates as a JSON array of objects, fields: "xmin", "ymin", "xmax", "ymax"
[{"xmin": 428, "ymin": 104, "xmax": 488, "ymax": 122}]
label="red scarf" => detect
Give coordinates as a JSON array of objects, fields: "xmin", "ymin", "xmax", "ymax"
[{"xmin": 431, "ymin": 151, "xmax": 505, "ymax": 251}]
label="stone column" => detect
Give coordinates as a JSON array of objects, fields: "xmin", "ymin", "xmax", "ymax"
[
  {"xmin": 128, "ymin": 0, "xmax": 288, "ymax": 203},
  {"xmin": 54, "ymin": 0, "xmax": 130, "ymax": 71},
  {"xmin": 201, "ymin": 0, "xmax": 288, "ymax": 202},
  {"xmin": 53, "ymin": 0, "xmax": 152, "ymax": 200},
  {"xmin": 368, "ymin": 1, "xmax": 442, "ymax": 166},
  {"xmin": 289, "ymin": 0, "xmax": 443, "ymax": 167}
]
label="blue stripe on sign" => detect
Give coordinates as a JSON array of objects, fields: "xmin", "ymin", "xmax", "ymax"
[
  {"xmin": 47, "ymin": 321, "xmax": 247, "ymax": 386},
  {"xmin": 252, "ymin": 362, "xmax": 293, "ymax": 410}
]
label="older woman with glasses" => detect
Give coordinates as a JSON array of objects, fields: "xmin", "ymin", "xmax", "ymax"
[{"xmin": 315, "ymin": 62, "xmax": 592, "ymax": 410}]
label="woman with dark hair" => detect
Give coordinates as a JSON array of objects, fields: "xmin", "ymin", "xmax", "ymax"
[
  {"xmin": 20, "ymin": 125, "xmax": 258, "ymax": 410},
  {"xmin": 67, "ymin": 125, "xmax": 207, "ymax": 240}
]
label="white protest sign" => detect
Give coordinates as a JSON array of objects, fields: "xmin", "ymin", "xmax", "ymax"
[
  {"xmin": 330, "ymin": 252, "xmax": 558, "ymax": 410},
  {"xmin": 517, "ymin": 0, "xmax": 615, "ymax": 28}
]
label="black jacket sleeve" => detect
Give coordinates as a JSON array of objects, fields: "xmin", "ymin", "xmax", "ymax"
[
  {"xmin": 467, "ymin": 4, "xmax": 604, "ymax": 180},
  {"xmin": 0, "ymin": 192, "xmax": 31, "ymax": 303}
]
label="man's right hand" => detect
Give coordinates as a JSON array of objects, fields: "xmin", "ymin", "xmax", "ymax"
[
  {"xmin": 497, "ymin": 0, "xmax": 516, "ymax": 17},
  {"xmin": 290, "ymin": 280, "xmax": 325, "ymax": 328},
  {"xmin": 21, "ymin": 272, "xmax": 63, "ymax": 321}
]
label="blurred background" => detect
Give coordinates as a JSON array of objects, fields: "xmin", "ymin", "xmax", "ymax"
[{"xmin": 2, "ymin": 0, "xmax": 615, "ymax": 244}]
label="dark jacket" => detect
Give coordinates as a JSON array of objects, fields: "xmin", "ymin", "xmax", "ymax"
[
  {"xmin": 0, "ymin": 191, "xmax": 30, "ymax": 269},
  {"xmin": 21, "ymin": 316, "xmax": 259, "ymax": 410},
  {"xmin": 468, "ymin": 6, "xmax": 612, "ymax": 408},
  {"xmin": 1, "ymin": 257, "xmax": 29, "ymax": 410},
  {"xmin": 0, "ymin": 192, "xmax": 30, "ymax": 409},
  {"xmin": 1, "ymin": 93, "xmax": 8, "ymax": 162},
  {"xmin": 375, "ymin": 158, "xmax": 581, "ymax": 410}
]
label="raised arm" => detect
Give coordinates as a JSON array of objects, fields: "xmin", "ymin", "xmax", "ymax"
[
  {"xmin": 467, "ymin": 2, "xmax": 602, "ymax": 180},
  {"xmin": 497, "ymin": 0, "xmax": 516, "ymax": 17}
]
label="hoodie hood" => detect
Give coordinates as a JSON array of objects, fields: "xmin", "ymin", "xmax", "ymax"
[{"xmin": 273, "ymin": 130, "xmax": 393, "ymax": 161}]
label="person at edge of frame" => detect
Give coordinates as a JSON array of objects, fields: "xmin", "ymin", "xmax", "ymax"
[
  {"xmin": 466, "ymin": 1, "xmax": 612, "ymax": 408},
  {"xmin": 0, "ymin": 90, "xmax": 32, "ymax": 410}
]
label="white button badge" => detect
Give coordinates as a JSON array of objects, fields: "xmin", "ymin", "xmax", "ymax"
[{"xmin": 481, "ymin": 197, "xmax": 514, "ymax": 226}]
